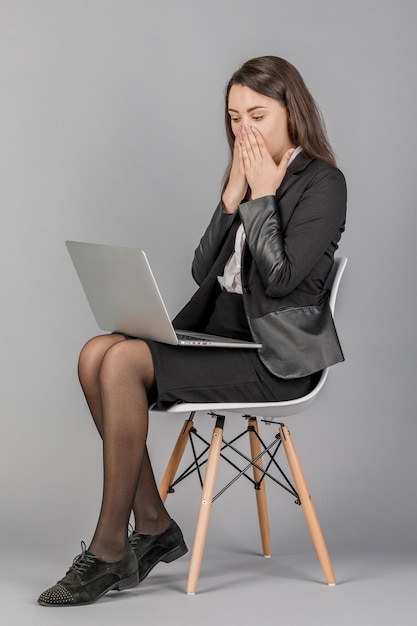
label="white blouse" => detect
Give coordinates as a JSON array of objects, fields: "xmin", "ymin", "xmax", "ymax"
[{"xmin": 218, "ymin": 147, "xmax": 302, "ymax": 294}]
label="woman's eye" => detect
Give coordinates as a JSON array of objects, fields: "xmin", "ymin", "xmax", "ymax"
[
  {"xmin": 230, "ymin": 118, "xmax": 240, "ymax": 123},
  {"xmin": 252, "ymin": 116, "xmax": 263, "ymax": 121}
]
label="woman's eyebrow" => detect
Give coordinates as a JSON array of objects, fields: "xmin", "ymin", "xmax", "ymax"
[{"xmin": 228, "ymin": 106, "xmax": 268, "ymax": 113}]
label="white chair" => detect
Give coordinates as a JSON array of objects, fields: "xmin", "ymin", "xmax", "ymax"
[{"xmin": 157, "ymin": 256, "xmax": 347, "ymax": 594}]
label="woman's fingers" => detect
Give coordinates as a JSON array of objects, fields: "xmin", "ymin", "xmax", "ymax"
[
  {"xmin": 278, "ymin": 148, "xmax": 295, "ymax": 171},
  {"xmin": 240, "ymin": 128, "xmax": 256, "ymax": 171},
  {"xmin": 221, "ymin": 131, "xmax": 248, "ymax": 212},
  {"xmin": 240, "ymin": 125, "xmax": 260, "ymax": 163},
  {"xmin": 239, "ymin": 128, "xmax": 294, "ymax": 198},
  {"xmin": 248, "ymin": 126, "xmax": 266, "ymax": 157},
  {"xmin": 235, "ymin": 126, "xmax": 294, "ymax": 199}
]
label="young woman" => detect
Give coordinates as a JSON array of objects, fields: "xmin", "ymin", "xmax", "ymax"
[{"xmin": 38, "ymin": 55, "xmax": 346, "ymax": 606}]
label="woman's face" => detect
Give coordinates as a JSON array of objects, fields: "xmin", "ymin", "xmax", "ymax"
[{"xmin": 228, "ymin": 84, "xmax": 294, "ymax": 164}]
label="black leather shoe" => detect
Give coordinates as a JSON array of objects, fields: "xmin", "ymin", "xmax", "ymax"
[
  {"xmin": 38, "ymin": 544, "xmax": 139, "ymax": 606},
  {"xmin": 129, "ymin": 519, "xmax": 188, "ymax": 582}
]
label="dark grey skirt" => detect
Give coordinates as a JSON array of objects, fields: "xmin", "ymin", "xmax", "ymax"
[{"xmin": 143, "ymin": 290, "xmax": 320, "ymax": 409}]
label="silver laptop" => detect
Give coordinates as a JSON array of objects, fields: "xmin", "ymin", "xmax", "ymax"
[{"xmin": 65, "ymin": 241, "xmax": 261, "ymax": 349}]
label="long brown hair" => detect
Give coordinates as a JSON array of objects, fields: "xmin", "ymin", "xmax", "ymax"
[{"xmin": 223, "ymin": 56, "xmax": 336, "ymax": 191}]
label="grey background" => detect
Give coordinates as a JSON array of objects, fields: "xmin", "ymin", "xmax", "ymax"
[{"xmin": 1, "ymin": 0, "xmax": 416, "ymax": 624}]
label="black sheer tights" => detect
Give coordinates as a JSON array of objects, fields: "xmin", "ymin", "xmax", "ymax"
[{"xmin": 77, "ymin": 334, "xmax": 171, "ymax": 562}]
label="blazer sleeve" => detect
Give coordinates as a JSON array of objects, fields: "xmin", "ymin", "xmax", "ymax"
[
  {"xmin": 191, "ymin": 202, "xmax": 237, "ymax": 285},
  {"xmin": 239, "ymin": 165, "xmax": 347, "ymax": 298}
]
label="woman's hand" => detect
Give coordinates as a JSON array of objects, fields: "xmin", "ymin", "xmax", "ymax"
[
  {"xmin": 221, "ymin": 136, "xmax": 248, "ymax": 214},
  {"xmin": 239, "ymin": 125, "xmax": 293, "ymax": 199}
]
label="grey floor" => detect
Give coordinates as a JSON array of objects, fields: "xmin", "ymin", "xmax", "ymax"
[
  {"xmin": 3, "ymin": 406, "xmax": 417, "ymax": 625},
  {"xmin": 3, "ymin": 541, "xmax": 416, "ymax": 625}
]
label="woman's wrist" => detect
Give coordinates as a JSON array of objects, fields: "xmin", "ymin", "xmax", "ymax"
[
  {"xmin": 250, "ymin": 187, "xmax": 277, "ymax": 200},
  {"xmin": 221, "ymin": 193, "xmax": 239, "ymax": 214}
]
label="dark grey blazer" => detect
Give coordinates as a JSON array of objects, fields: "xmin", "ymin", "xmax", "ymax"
[{"xmin": 173, "ymin": 152, "xmax": 347, "ymax": 379}]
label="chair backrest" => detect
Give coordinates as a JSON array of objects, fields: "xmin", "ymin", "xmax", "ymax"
[{"xmin": 327, "ymin": 256, "xmax": 347, "ymax": 316}]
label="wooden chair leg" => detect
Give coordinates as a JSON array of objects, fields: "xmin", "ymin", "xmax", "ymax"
[
  {"xmin": 279, "ymin": 425, "xmax": 336, "ymax": 585},
  {"xmin": 158, "ymin": 416, "xmax": 194, "ymax": 503},
  {"xmin": 186, "ymin": 415, "xmax": 224, "ymax": 594},
  {"xmin": 247, "ymin": 417, "xmax": 272, "ymax": 557}
]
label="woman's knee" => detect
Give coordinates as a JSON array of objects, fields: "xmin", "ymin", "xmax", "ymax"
[
  {"xmin": 78, "ymin": 334, "xmax": 126, "ymax": 384},
  {"xmin": 99, "ymin": 340, "xmax": 155, "ymax": 390}
]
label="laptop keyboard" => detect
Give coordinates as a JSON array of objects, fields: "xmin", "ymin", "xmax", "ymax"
[{"xmin": 176, "ymin": 332, "xmax": 214, "ymax": 342}]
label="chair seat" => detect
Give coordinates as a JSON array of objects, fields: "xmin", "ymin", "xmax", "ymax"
[{"xmin": 161, "ymin": 368, "xmax": 329, "ymax": 419}]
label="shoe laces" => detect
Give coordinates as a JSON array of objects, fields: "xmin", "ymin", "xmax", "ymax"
[
  {"xmin": 69, "ymin": 541, "xmax": 98, "ymax": 575},
  {"xmin": 128, "ymin": 524, "xmax": 140, "ymax": 548}
]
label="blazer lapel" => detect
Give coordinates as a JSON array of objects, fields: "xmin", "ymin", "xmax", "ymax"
[{"xmin": 276, "ymin": 152, "xmax": 313, "ymax": 201}]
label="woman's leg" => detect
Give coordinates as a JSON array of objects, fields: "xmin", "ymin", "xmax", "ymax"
[
  {"xmin": 78, "ymin": 333, "xmax": 127, "ymax": 434},
  {"xmin": 38, "ymin": 337, "xmax": 185, "ymax": 606},
  {"xmin": 78, "ymin": 336, "xmax": 171, "ymax": 562}
]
